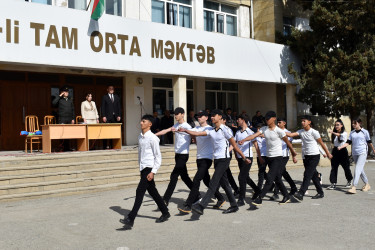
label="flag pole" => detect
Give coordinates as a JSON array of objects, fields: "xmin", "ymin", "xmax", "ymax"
[{"xmin": 86, "ymin": 0, "xmax": 92, "ymax": 11}]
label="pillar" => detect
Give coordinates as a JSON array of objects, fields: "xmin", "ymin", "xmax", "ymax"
[
  {"xmin": 286, "ymin": 84, "xmax": 297, "ymax": 129},
  {"xmin": 196, "ymin": 78, "xmax": 205, "ymax": 112},
  {"xmin": 173, "ymin": 76, "xmax": 187, "ymax": 119}
]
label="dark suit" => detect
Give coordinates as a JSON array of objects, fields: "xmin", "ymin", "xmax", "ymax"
[
  {"xmin": 101, "ymin": 93, "xmax": 122, "ymax": 148},
  {"xmin": 101, "ymin": 93, "xmax": 122, "ymax": 122}
]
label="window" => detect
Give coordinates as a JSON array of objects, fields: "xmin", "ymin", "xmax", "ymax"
[
  {"xmin": 106, "ymin": 0, "xmax": 122, "ymax": 16},
  {"xmin": 204, "ymin": 0, "xmax": 237, "ymax": 36},
  {"xmin": 68, "ymin": 0, "xmax": 86, "ymax": 10},
  {"xmin": 152, "ymin": 78, "xmax": 194, "ymax": 115},
  {"xmin": 283, "ymin": 17, "xmax": 294, "ymax": 36},
  {"xmin": 31, "ymin": 0, "xmax": 52, "ymax": 5},
  {"xmin": 152, "ymin": 0, "xmax": 192, "ymax": 28},
  {"xmin": 205, "ymin": 81, "xmax": 238, "ymax": 111}
]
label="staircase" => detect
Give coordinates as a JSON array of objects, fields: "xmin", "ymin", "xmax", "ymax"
[{"xmin": 0, "ymin": 144, "xmax": 304, "ymax": 202}]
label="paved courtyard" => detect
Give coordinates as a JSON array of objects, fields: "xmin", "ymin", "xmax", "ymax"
[{"xmin": 1, "ymin": 162, "xmax": 374, "ymax": 250}]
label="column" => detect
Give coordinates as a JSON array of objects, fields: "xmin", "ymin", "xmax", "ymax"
[
  {"xmin": 196, "ymin": 78, "xmax": 205, "ymax": 112},
  {"xmin": 238, "ymin": 5, "xmax": 251, "ymax": 38},
  {"xmin": 286, "ymin": 84, "xmax": 297, "ymax": 129},
  {"xmin": 173, "ymin": 76, "xmax": 187, "ymax": 119}
]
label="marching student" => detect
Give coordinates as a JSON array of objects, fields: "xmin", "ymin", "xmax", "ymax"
[
  {"xmin": 179, "ymin": 109, "xmax": 251, "ymax": 215},
  {"xmin": 327, "ymin": 119, "xmax": 353, "ymax": 190},
  {"xmin": 271, "ymin": 118, "xmax": 298, "ymax": 200},
  {"xmin": 235, "ymin": 113, "xmax": 262, "ymax": 206},
  {"xmin": 178, "ymin": 111, "xmax": 226, "ymax": 214},
  {"xmin": 338, "ymin": 118, "xmax": 375, "ymax": 194},
  {"xmin": 155, "ymin": 107, "xmax": 193, "ymax": 206},
  {"xmin": 239, "ymin": 111, "xmax": 298, "ymax": 206},
  {"xmin": 286, "ymin": 115, "xmax": 332, "ymax": 201},
  {"xmin": 120, "ymin": 115, "xmax": 170, "ymax": 229},
  {"xmin": 255, "ymin": 123, "xmax": 268, "ymax": 190},
  {"xmin": 222, "ymin": 114, "xmax": 240, "ymax": 196}
]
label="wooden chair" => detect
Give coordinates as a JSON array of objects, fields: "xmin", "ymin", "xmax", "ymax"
[
  {"xmin": 76, "ymin": 115, "xmax": 83, "ymax": 124},
  {"xmin": 44, "ymin": 115, "xmax": 56, "ymax": 125},
  {"xmin": 24, "ymin": 115, "xmax": 42, "ymax": 153}
]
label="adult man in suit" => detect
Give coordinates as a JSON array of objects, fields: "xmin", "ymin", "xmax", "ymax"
[{"xmin": 101, "ymin": 85, "xmax": 122, "ymax": 149}]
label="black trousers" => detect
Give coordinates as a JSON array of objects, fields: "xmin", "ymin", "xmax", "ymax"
[
  {"xmin": 256, "ymin": 156, "xmax": 268, "ymax": 189},
  {"xmin": 329, "ymin": 147, "xmax": 353, "ymax": 183},
  {"xmin": 237, "ymin": 157, "xmax": 259, "ymax": 199},
  {"xmin": 274, "ymin": 156, "xmax": 297, "ymax": 195},
  {"xmin": 128, "ymin": 168, "xmax": 169, "ymax": 221},
  {"xmin": 103, "ymin": 116, "xmax": 117, "ymax": 149},
  {"xmin": 163, "ymin": 154, "xmax": 193, "ymax": 202},
  {"xmin": 300, "ymin": 154, "xmax": 323, "ymax": 195},
  {"xmin": 260, "ymin": 157, "xmax": 289, "ymax": 198},
  {"xmin": 199, "ymin": 158, "xmax": 237, "ymax": 208},
  {"xmin": 185, "ymin": 159, "xmax": 225, "ymax": 206},
  {"xmin": 59, "ymin": 117, "xmax": 73, "ymax": 151},
  {"xmin": 225, "ymin": 152, "xmax": 239, "ymax": 192}
]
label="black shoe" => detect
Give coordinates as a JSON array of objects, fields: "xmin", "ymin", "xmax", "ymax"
[
  {"xmin": 192, "ymin": 203, "xmax": 204, "ymax": 215},
  {"xmin": 213, "ymin": 200, "xmax": 226, "ymax": 209},
  {"xmin": 251, "ymin": 197, "xmax": 262, "ymax": 206},
  {"xmin": 178, "ymin": 204, "xmax": 192, "ymax": 214},
  {"xmin": 270, "ymin": 182, "xmax": 275, "ymax": 192},
  {"xmin": 293, "ymin": 191, "xmax": 304, "ymax": 201},
  {"xmin": 311, "ymin": 193, "xmax": 324, "ymax": 199},
  {"xmin": 237, "ymin": 198, "xmax": 245, "ymax": 207},
  {"xmin": 279, "ymin": 196, "xmax": 291, "ymax": 205},
  {"xmin": 233, "ymin": 190, "xmax": 240, "ymax": 198},
  {"xmin": 289, "ymin": 188, "xmax": 297, "ymax": 196},
  {"xmin": 327, "ymin": 183, "xmax": 336, "ymax": 190},
  {"xmin": 222, "ymin": 206, "xmax": 239, "ymax": 214},
  {"xmin": 270, "ymin": 194, "xmax": 279, "ymax": 201},
  {"xmin": 119, "ymin": 217, "xmax": 134, "ymax": 228},
  {"xmin": 156, "ymin": 212, "xmax": 170, "ymax": 223}
]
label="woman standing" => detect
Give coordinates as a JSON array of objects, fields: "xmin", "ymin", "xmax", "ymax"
[
  {"xmin": 338, "ymin": 118, "xmax": 374, "ymax": 194},
  {"xmin": 327, "ymin": 119, "xmax": 353, "ymax": 190},
  {"xmin": 81, "ymin": 92, "xmax": 99, "ymax": 124}
]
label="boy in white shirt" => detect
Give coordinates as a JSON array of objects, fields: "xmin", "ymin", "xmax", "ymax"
[
  {"xmin": 239, "ymin": 111, "xmax": 298, "ymax": 206},
  {"xmin": 120, "ymin": 115, "xmax": 170, "ymax": 229},
  {"xmin": 156, "ymin": 107, "xmax": 193, "ymax": 206},
  {"xmin": 286, "ymin": 115, "xmax": 332, "ymax": 201},
  {"xmin": 179, "ymin": 109, "xmax": 251, "ymax": 215}
]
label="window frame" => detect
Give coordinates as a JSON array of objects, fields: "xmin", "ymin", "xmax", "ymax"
[
  {"xmin": 152, "ymin": 0, "xmax": 193, "ymax": 28},
  {"xmin": 205, "ymin": 81, "xmax": 238, "ymax": 111},
  {"xmin": 203, "ymin": 0, "xmax": 238, "ymax": 36}
]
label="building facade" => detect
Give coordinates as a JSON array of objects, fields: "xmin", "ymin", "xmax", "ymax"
[{"xmin": 0, "ymin": 0, "xmax": 302, "ymax": 149}]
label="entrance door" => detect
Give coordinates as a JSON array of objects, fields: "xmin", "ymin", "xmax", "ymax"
[{"xmin": 0, "ymin": 81, "xmax": 27, "ymax": 150}]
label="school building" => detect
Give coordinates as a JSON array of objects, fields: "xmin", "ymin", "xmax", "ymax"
[{"xmin": 0, "ymin": 0, "xmax": 311, "ymax": 150}]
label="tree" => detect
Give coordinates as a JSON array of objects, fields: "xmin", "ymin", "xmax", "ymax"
[{"xmin": 288, "ymin": 0, "xmax": 375, "ymax": 127}]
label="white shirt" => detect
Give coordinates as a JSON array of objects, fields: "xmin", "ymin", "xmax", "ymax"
[
  {"xmin": 173, "ymin": 122, "xmax": 192, "ymax": 154},
  {"xmin": 333, "ymin": 131, "xmax": 348, "ymax": 147},
  {"xmin": 297, "ymin": 128, "xmax": 321, "ymax": 156},
  {"xmin": 281, "ymin": 128, "xmax": 292, "ymax": 157},
  {"xmin": 138, "ymin": 130, "xmax": 162, "ymax": 174},
  {"xmin": 235, "ymin": 127, "xmax": 255, "ymax": 158},
  {"xmin": 256, "ymin": 136, "xmax": 267, "ymax": 156},
  {"xmin": 260, "ymin": 126, "xmax": 286, "ymax": 157},
  {"xmin": 190, "ymin": 125, "xmax": 214, "ymax": 159},
  {"xmin": 348, "ymin": 128, "xmax": 371, "ymax": 156},
  {"xmin": 206, "ymin": 124, "xmax": 233, "ymax": 159}
]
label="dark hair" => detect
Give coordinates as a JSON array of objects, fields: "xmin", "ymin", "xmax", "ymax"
[
  {"xmin": 174, "ymin": 107, "xmax": 185, "ymax": 115},
  {"xmin": 238, "ymin": 113, "xmax": 249, "ymax": 124},
  {"xmin": 221, "ymin": 114, "xmax": 227, "ymax": 121},
  {"xmin": 257, "ymin": 123, "xmax": 265, "ymax": 128},
  {"xmin": 226, "ymin": 108, "xmax": 232, "ymax": 111},
  {"xmin": 211, "ymin": 109, "xmax": 223, "ymax": 117},
  {"xmin": 331, "ymin": 119, "xmax": 345, "ymax": 143},
  {"xmin": 86, "ymin": 92, "xmax": 93, "ymax": 98},
  {"xmin": 352, "ymin": 117, "xmax": 362, "ymax": 126},
  {"xmin": 107, "ymin": 84, "xmax": 114, "ymax": 88},
  {"xmin": 301, "ymin": 115, "xmax": 314, "ymax": 127},
  {"xmin": 142, "ymin": 114, "xmax": 155, "ymax": 124}
]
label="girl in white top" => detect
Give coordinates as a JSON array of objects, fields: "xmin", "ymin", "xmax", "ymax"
[
  {"xmin": 327, "ymin": 119, "xmax": 353, "ymax": 190},
  {"xmin": 286, "ymin": 115, "xmax": 332, "ymax": 201},
  {"xmin": 338, "ymin": 118, "xmax": 375, "ymax": 194},
  {"xmin": 81, "ymin": 93, "xmax": 99, "ymax": 124}
]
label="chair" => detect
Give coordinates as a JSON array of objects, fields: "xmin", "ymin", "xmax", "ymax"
[
  {"xmin": 24, "ymin": 115, "xmax": 42, "ymax": 153},
  {"xmin": 44, "ymin": 115, "xmax": 56, "ymax": 125},
  {"xmin": 76, "ymin": 115, "xmax": 83, "ymax": 124}
]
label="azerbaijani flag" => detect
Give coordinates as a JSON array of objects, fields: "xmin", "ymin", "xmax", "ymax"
[{"xmin": 91, "ymin": 0, "xmax": 104, "ymax": 21}]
